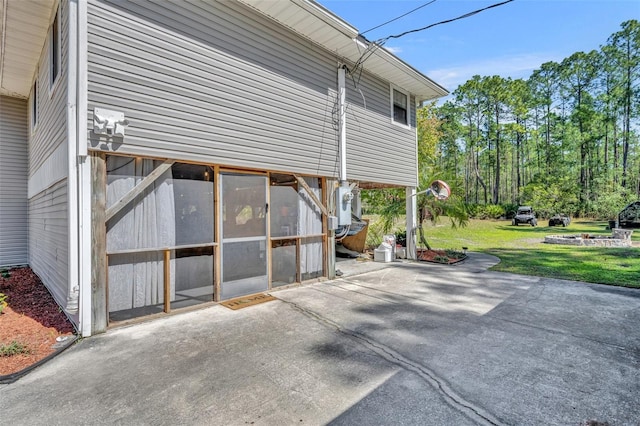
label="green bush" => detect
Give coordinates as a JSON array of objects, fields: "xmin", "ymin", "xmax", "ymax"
[
  {"xmin": 0, "ymin": 268, "xmax": 10, "ymax": 279},
  {"xmin": 364, "ymin": 218, "xmax": 386, "ymax": 250},
  {"xmin": 445, "ymin": 249, "xmax": 465, "ymax": 259},
  {"xmin": 503, "ymin": 203, "xmax": 519, "ymax": 219},
  {"xmin": 466, "ymin": 204, "xmax": 479, "ymax": 218},
  {"xmin": 467, "ymin": 204, "xmax": 507, "ymax": 219}
]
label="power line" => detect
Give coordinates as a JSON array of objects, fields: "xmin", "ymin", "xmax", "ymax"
[
  {"xmin": 348, "ymin": 0, "xmax": 514, "ymax": 99},
  {"xmin": 360, "ymin": 0, "xmax": 438, "ymax": 36},
  {"xmin": 378, "ymin": 0, "xmax": 515, "ymax": 43}
]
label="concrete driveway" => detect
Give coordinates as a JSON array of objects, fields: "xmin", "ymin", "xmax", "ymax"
[{"xmin": 1, "ymin": 253, "xmax": 639, "ymax": 425}]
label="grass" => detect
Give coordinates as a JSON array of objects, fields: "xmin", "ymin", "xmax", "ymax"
[
  {"xmin": 0, "ymin": 341, "xmax": 31, "ymax": 357},
  {"xmin": 368, "ymin": 216, "xmax": 640, "ymax": 288}
]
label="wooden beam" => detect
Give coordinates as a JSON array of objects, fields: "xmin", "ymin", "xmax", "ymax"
[
  {"xmin": 105, "ymin": 159, "xmax": 175, "ymax": 222},
  {"xmin": 91, "ymin": 152, "xmax": 108, "ymax": 334},
  {"xmin": 293, "ymin": 174, "xmax": 328, "ymax": 217}
]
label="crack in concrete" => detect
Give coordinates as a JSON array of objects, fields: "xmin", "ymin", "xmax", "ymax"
[
  {"xmin": 278, "ymin": 298, "xmax": 505, "ymax": 426},
  {"xmin": 489, "ymin": 315, "xmax": 636, "ymax": 355}
]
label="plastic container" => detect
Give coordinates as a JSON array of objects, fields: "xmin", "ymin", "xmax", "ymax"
[{"xmin": 374, "ymin": 248, "xmax": 393, "ymax": 262}]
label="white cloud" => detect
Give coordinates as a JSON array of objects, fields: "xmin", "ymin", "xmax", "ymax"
[
  {"xmin": 427, "ymin": 53, "xmax": 563, "ymax": 92},
  {"xmin": 384, "ymin": 45, "xmax": 402, "ymax": 54}
]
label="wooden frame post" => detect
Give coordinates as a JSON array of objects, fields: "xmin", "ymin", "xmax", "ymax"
[{"xmin": 91, "ymin": 152, "xmax": 108, "ymax": 333}]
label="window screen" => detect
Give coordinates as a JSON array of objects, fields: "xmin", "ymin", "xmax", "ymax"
[{"xmin": 393, "ymin": 89, "xmax": 408, "ymax": 125}]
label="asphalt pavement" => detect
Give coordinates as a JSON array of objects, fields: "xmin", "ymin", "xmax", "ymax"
[{"xmin": 1, "ymin": 253, "xmax": 639, "ymax": 425}]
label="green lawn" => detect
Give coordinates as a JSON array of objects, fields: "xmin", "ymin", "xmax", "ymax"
[{"xmin": 385, "ymin": 218, "xmax": 639, "ymax": 288}]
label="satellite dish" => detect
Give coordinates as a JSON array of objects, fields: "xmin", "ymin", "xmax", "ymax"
[{"xmin": 430, "ymin": 180, "xmax": 451, "ymax": 200}]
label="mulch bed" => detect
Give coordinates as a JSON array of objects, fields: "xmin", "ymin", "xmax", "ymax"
[
  {"xmin": 416, "ymin": 249, "xmax": 466, "ymax": 264},
  {"xmin": 0, "ymin": 267, "xmax": 75, "ymax": 376}
]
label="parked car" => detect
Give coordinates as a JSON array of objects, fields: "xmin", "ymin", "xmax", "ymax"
[
  {"xmin": 549, "ymin": 214, "xmax": 571, "ymax": 227},
  {"xmin": 512, "ymin": 206, "xmax": 537, "ymax": 226}
]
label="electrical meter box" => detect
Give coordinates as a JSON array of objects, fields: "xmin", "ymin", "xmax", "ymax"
[{"xmin": 336, "ymin": 186, "xmax": 353, "ymax": 226}]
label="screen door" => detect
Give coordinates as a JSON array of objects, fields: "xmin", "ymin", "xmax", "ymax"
[{"xmin": 220, "ymin": 173, "xmax": 268, "ymax": 299}]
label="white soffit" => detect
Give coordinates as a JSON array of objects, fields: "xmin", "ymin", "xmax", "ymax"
[
  {"xmin": 0, "ymin": 0, "xmax": 55, "ymax": 98},
  {"xmin": 238, "ymin": 0, "xmax": 449, "ymax": 102}
]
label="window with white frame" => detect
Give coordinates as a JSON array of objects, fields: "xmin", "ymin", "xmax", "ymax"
[
  {"xmin": 31, "ymin": 81, "xmax": 38, "ymax": 129},
  {"xmin": 50, "ymin": 9, "xmax": 60, "ymax": 88},
  {"xmin": 391, "ymin": 87, "xmax": 409, "ymax": 126}
]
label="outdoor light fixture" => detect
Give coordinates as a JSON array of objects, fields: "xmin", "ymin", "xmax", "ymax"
[{"xmin": 93, "ymin": 107, "xmax": 130, "ymax": 137}]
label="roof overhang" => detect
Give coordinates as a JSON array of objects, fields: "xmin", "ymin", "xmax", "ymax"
[
  {"xmin": 237, "ymin": 0, "xmax": 449, "ymax": 102},
  {"xmin": 0, "ymin": 0, "xmax": 56, "ymax": 98}
]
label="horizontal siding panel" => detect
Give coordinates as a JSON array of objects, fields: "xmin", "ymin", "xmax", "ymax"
[
  {"xmin": 29, "ymin": 0, "xmax": 69, "ymax": 177},
  {"xmin": 99, "ymin": 0, "xmax": 337, "ymax": 89},
  {"xmin": 88, "ymin": 11, "xmax": 334, "ymax": 97},
  {"xmin": 344, "ymin": 63, "xmax": 417, "ymax": 186},
  {"xmin": 87, "ymin": 63, "xmax": 333, "ymax": 138},
  {"xmin": 0, "ymin": 96, "xmax": 29, "ymax": 266},
  {"xmin": 29, "ymin": 179, "xmax": 69, "ymax": 309},
  {"xmin": 28, "ymin": 142, "xmax": 67, "ymax": 198},
  {"xmin": 87, "ymin": 0, "xmax": 418, "ymax": 186}
]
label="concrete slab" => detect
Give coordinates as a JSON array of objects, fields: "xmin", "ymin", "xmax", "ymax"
[{"xmin": 1, "ymin": 253, "xmax": 638, "ymax": 425}]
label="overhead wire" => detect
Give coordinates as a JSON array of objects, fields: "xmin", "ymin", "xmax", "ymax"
[
  {"xmin": 378, "ymin": 0, "xmax": 515, "ymax": 43},
  {"xmin": 349, "ymin": 0, "xmax": 515, "ymax": 80},
  {"xmin": 359, "ymin": 0, "xmax": 438, "ymax": 36}
]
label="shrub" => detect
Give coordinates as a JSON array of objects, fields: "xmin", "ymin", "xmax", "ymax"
[
  {"xmin": 467, "ymin": 204, "xmax": 507, "ymax": 219},
  {"xmin": 364, "ymin": 218, "xmax": 386, "ymax": 250},
  {"xmin": 445, "ymin": 249, "xmax": 465, "ymax": 259},
  {"xmin": 466, "ymin": 204, "xmax": 479, "ymax": 218},
  {"xmin": 395, "ymin": 231, "xmax": 407, "ymax": 247}
]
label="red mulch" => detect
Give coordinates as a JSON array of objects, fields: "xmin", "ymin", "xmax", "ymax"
[
  {"xmin": 0, "ymin": 267, "xmax": 75, "ymax": 376},
  {"xmin": 417, "ymin": 249, "xmax": 466, "ymax": 264}
]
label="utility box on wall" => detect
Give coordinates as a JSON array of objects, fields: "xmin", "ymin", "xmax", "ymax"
[{"xmin": 336, "ymin": 186, "xmax": 352, "ymax": 226}]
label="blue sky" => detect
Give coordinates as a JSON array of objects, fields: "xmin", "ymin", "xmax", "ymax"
[{"xmin": 317, "ymin": 0, "xmax": 639, "ymax": 96}]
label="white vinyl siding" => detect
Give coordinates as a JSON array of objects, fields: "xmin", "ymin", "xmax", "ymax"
[
  {"xmin": 345, "ymin": 74, "xmax": 417, "ymax": 186},
  {"xmin": 0, "ymin": 96, "xmax": 29, "ymax": 267},
  {"xmin": 29, "ymin": 179, "xmax": 69, "ymax": 309},
  {"xmin": 26, "ymin": 1, "xmax": 70, "ymax": 311},
  {"xmin": 30, "ymin": 0, "xmax": 68, "ymax": 177},
  {"xmin": 87, "ymin": 0, "xmax": 418, "ymax": 187}
]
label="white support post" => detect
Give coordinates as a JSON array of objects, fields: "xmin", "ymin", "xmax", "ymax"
[
  {"xmin": 77, "ymin": 0, "xmax": 92, "ymax": 336},
  {"xmin": 406, "ymin": 187, "xmax": 417, "ymax": 260}
]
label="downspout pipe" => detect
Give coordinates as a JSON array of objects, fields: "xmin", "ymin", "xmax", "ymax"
[
  {"xmin": 68, "ymin": 0, "xmax": 91, "ymax": 336},
  {"xmin": 66, "ymin": 0, "xmax": 80, "ymax": 317},
  {"xmin": 337, "ymin": 65, "xmax": 347, "ymax": 184}
]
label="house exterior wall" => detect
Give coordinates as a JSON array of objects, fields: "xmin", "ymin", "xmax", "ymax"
[
  {"xmin": 86, "ymin": 0, "xmax": 418, "ymax": 187},
  {"xmin": 28, "ymin": 0, "xmax": 70, "ymax": 310},
  {"xmin": 345, "ymin": 72, "xmax": 417, "ymax": 186},
  {"xmin": 0, "ymin": 96, "xmax": 29, "ymax": 267},
  {"xmin": 28, "ymin": 179, "xmax": 69, "ymax": 306}
]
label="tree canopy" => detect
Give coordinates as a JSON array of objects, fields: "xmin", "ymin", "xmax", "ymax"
[
  {"xmin": 434, "ymin": 20, "xmax": 639, "ymax": 219},
  {"xmin": 364, "ymin": 20, "xmax": 638, "ymax": 229}
]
